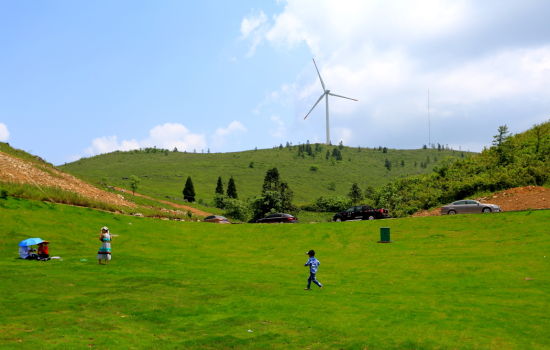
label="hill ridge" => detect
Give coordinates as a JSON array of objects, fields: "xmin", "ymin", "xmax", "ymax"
[{"xmin": 60, "ymin": 145, "xmax": 469, "ymax": 205}]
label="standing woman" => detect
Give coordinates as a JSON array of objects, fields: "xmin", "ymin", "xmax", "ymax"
[{"xmin": 97, "ymin": 226, "xmax": 112, "ymax": 265}]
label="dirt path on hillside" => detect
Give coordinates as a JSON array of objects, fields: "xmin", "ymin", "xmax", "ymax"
[
  {"xmin": 413, "ymin": 186, "xmax": 550, "ymax": 217},
  {"xmin": 0, "ymin": 151, "xmax": 135, "ymax": 208},
  {"xmin": 114, "ymin": 187, "xmax": 213, "ymax": 217}
]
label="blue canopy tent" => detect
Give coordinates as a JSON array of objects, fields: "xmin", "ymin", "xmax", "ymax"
[{"xmin": 19, "ymin": 238, "xmax": 43, "ymax": 247}]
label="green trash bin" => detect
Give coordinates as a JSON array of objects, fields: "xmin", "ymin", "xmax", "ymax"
[{"xmin": 378, "ymin": 227, "xmax": 391, "ymax": 243}]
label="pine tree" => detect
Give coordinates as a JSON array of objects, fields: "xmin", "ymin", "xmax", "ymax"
[
  {"xmin": 492, "ymin": 125, "xmax": 510, "ymax": 147},
  {"xmin": 227, "ymin": 176, "xmax": 238, "ymax": 199},
  {"xmin": 280, "ymin": 181, "xmax": 294, "ymax": 212},
  {"xmin": 305, "ymin": 140, "xmax": 313, "ymax": 156},
  {"xmin": 492, "ymin": 124, "xmax": 511, "ymax": 164},
  {"xmin": 252, "ymin": 168, "xmax": 295, "ymax": 220},
  {"xmin": 262, "ymin": 168, "xmax": 281, "ymax": 193},
  {"xmin": 348, "ymin": 183, "xmax": 363, "ymax": 205},
  {"xmin": 215, "ymin": 176, "xmax": 224, "ymax": 195},
  {"xmin": 183, "ymin": 176, "xmax": 196, "ymax": 202}
]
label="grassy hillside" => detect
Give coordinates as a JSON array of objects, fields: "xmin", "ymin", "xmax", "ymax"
[
  {"xmin": 60, "ymin": 145, "xmax": 468, "ymax": 205},
  {"xmin": 0, "ymin": 142, "xmax": 207, "ymax": 220},
  {"xmin": 1, "ymin": 197, "xmax": 549, "ymax": 349},
  {"xmin": 374, "ymin": 121, "xmax": 550, "ymax": 216},
  {"xmin": 0, "ymin": 142, "xmax": 53, "ymax": 167}
]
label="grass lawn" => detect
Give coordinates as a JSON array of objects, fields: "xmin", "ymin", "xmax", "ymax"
[{"xmin": 1, "ymin": 197, "xmax": 549, "ymax": 349}]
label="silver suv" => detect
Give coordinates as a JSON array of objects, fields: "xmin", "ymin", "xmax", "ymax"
[{"xmin": 441, "ymin": 200, "xmax": 502, "ymax": 215}]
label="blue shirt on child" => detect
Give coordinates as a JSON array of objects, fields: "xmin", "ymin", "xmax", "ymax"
[{"xmin": 305, "ymin": 257, "xmax": 320, "ymax": 274}]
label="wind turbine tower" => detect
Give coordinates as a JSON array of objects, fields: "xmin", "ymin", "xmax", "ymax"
[{"xmin": 304, "ymin": 58, "xmax": 358, "ymax": 145}]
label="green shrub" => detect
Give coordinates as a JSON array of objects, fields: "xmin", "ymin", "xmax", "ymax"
[
  {"xmin": 223, "ymin": 198, "xmax": 251, "ymax": 222},
  {"xmin": 303, "ymin": 196, "xmax": 350, "ymax": 212},
  {"xmin": 213, "ymin": 193, "xmax": 227, "ymax": 209}
]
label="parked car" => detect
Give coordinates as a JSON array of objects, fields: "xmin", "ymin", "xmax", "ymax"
[
  {"xmin": 255, "ymin": 213, "xmax": 298, "ymax": 223},
  {"xmin": 440, "ymin": 200, "xmax": 502, "ymax": 215},
  {"xmin": 333, "ymin": 205, "xmax": 389, "ymax": 222},
  {"xmin": 204, "ymin": 215, "xmax": 231, "ymax": 224}
]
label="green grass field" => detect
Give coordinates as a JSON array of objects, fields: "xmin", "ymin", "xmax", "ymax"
[
  {"xmin": 60, "ymin": 146, "xmax": 468, "ymax": 206},
  {"xmin": 1, "ymin": 198, "xmax": 549, "ymax": 349}
]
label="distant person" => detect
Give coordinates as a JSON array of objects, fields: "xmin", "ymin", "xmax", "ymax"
[
  {"xmin": 37, "ymin": 241, "xmax": 50, "ymax": 260},
  {"xmin": 97, "ymin": 226, "xmax": 112, "ymax": 265},
  {"xmin": 304, "ymin": 249, "xmax": 323, "ymax": 290},
  {"xmin": 19, "ymin": 246, "xmax": 36, "ymax": 260}
]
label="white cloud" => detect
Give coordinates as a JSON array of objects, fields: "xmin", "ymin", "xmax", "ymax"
[
  {"xmin": 240, "ymin": 11, "xmax": 267, "ymax": 38},
  {"xmin": 0, "ymin": 123, "xmax": 9, "ymax": 142},
  {"xmin": 432, "ymin": 47, "xmax": 550, "ymax": 106},
  {"xmin": 211, "ymin": 121, "xmax": 247, "ymax": 149},
  {"xmin": 81, "ymin": 121, "xmax": 248, "ymax": 159},
  {"xmin": 83, "ymin": 123, "xmax": 206, "ymax": 157},
  {"xmin": 243, "ymin": 0, "xmax": 550, "ymax": 150},
  {"xmin": 85, "ymin": 136, "xmax": 140, "ymax": 156},
  {"xmin": 258, "ymin": 0, "xmax": 470, "ymax": 56},
  {"xmin": 145, "ymin": 123, "xmax": 207, "ymax": 151},
  {"xmin": 214, "ymin": 120, "xmax": 247, "ymax": 137},
  {"xmin": 240, "ymin": 11, "xmax": 269, "ymax": 57},
  {"xmin": 333, "ymin": 127, "xmax": 353, "ymax": 145},
  {"xmin": 269, "ymin": 115, "xmax": 286, "ymax": 138}
]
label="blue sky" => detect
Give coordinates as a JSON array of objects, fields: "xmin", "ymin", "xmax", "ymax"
[{"xmin": 1, "ymin": 0, "xmax": 549, "ymax": 165}]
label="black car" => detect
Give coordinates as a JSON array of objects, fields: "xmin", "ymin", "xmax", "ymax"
[
  {"xmin": 333, "ymin": 205, "xmax": 389, "ymax": 222},
  {"xmin": 255, "ymin": 213, "xmax": 298, "ymax": 223}
]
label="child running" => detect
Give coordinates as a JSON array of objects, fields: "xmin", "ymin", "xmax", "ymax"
[{"xmin": 304, "ymin": 249, "xmax": 323, "ymax": 290}]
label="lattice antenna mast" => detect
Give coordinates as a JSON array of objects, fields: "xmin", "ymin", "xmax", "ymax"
[{"xmin": 428, "ymin": 88, "xmax": 431, "ymax": 147}]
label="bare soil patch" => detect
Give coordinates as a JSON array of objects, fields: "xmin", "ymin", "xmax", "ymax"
[
  {"xmin": 413, "ymin": 186, "xmax": 550, "ymax": 217},
  {"xmin": 0, "ymin": 151, "xmax": 135, "ymax": 208}
]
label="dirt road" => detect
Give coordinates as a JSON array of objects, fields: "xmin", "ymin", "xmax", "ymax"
[{"xmin": 114, "ymin": 187, "xmax": 213, "ymax": 217}]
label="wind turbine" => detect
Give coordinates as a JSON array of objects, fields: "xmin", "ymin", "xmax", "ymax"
[{"xmin": 304, "ymin": 58, "xmax": 358, "ymax": 145}]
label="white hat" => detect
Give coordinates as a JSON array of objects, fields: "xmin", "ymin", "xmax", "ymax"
[{"xmin": 101, "ymin": 226, "xmax": 109, "ymax": 232}]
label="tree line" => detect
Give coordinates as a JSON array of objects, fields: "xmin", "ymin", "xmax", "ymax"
[{"xmin": 179, "ymin": 168, "xmax": 297, "ymax": 222}]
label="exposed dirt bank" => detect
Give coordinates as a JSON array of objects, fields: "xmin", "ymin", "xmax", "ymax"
[
  {"xmin": 0, "ymin": 151, "xmax": 135, "ymax": 208},
  {"xmin": 413, "ymin": 186, "xmax": 550, "ymax": 217}
]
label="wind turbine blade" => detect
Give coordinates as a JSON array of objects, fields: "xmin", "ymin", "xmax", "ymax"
[
  {"xmin": 328, "ymin": 92, "xmax": 358, "ymax": 101},
  {"xmin": 312, "ymin": 58, "xmax": 326, "ymax": 90},
  {"xmin": 304, "ymin": 93, "xmax": 326, "ymax": 119}
]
